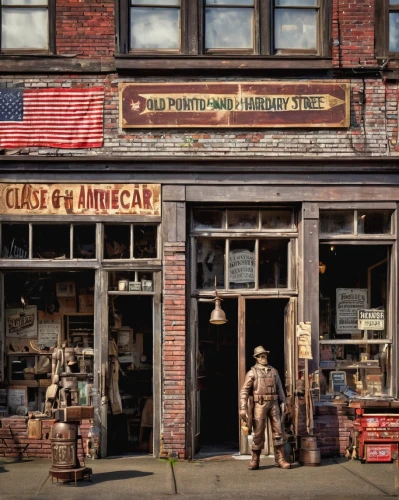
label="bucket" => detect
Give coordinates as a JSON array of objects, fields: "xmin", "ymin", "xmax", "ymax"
[
  {"xmin": 299, "ymin": 448, "xmax": 321, "ymax": 466},
  {"xmin": 301, "ymin": 436, "xmax": 318, "ymax": 450}
]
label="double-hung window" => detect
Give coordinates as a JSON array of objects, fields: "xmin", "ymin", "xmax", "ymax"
[
  {"xmin": 0, "ymin": 0, "xmax": 54, "ymax": 53},
  {"xmin": 119, "ymin": 0, "xmax": 331, "ymax": 57}
]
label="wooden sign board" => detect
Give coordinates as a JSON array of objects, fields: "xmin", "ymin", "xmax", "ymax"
[
  {"xmin": 0, "ymin": 183, "xmax": 161, "ymax": 216},
  {"xmin": 119, "ymin": 82, "xmax": 350, "ymax": 129},
  {"xmin": 6, "ymin": 306, "xmax": 37, "ymax": 338}
]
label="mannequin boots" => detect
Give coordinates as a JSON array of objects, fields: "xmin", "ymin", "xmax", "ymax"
[
  {"xmin": 274, "ymin": 445, "xmax": 291, "ymax": 469},
  {"xmin": 248, "ymin": 450, "xmax": 261, "ymax": 470}
]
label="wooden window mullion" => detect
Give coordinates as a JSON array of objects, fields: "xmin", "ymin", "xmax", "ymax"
[
  {"xmin": 120, "ymin": 0, "xmax": 129, "ymax": 53},
  {"xmin": 184, "ymin": 0, "xmax": 199, "ymax": 55},
  {"xmin": 260, "ymin": 0, "xmax": 271, "ymax": 55}
]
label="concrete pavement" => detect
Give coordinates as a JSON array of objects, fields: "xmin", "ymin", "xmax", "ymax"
[{"xmin": 0, "ymin": 454, "xmax": 399, "ymax": 500}]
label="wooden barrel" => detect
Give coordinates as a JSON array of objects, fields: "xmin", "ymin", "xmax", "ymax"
[
  {"xmin": 300, "ymin": 436, "xmax": 318, "ymax": 450},
  {"xmin": 299, "ymin": 448, "xmax": 321, "ymax": 466}
]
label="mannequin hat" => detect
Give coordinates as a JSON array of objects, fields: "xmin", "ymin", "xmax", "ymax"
[{"xmin": 253, "ymin": 346, "xmax": 270, "ymax": 358}]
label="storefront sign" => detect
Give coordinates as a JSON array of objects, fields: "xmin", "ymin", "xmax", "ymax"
[
  {"xmin": 119, "ymin": 82, "xmax": 350, "ymax": 128},
  {"xmin": 229, "ymin": 250, "xmax": 255, "ymax": 283},
  {"xmin": 0, "ymin": 183, "xmax": 161, "ymax": 216},
  {"xmin": 336, "ymin": 288, "xmax": 368, "ymax": 334},
  {"xmin": 6, "ymin": 306, "xmax": 37, "ymax": 338},
  {"xmin": 357, "ymin": 309, "xmax": 385, "ymax": 331}
]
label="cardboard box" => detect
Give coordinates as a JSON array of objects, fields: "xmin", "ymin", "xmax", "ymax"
[
  {"xmin": 58, "ymin": 297, "xmax": 77, "ymax": 314},
  {"xmin": 78, "ymin": 295, "xmax": 94, "ymax": 313}
]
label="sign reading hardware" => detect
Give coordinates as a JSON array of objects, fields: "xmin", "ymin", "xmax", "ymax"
[
  {"xmin": 119, "ymin": 82, "xmax": 350, "ymax": 128},
  {"xmin": 358, "ymin": 309, "xmax": 385, "ymax": 330},
  {"xmin": 0, "ymin": 184, "xmax": 161, "ymax": 216}
]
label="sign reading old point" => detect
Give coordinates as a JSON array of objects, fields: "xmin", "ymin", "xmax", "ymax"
[{"xmin": 119, "ymin": 82, "xmax": 350, "ymax": 128}]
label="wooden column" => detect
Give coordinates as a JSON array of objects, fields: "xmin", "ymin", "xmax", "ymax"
[{"xmin": 299, "ymin": 203, "xmax": 320, "ymax": 374}]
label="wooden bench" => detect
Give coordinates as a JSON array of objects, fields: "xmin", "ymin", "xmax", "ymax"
[{"xmin": 0, "ymin": 427, "xmax": 29, "ymax": 460}]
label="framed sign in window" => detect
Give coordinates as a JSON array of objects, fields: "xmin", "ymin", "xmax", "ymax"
[{"xmin": 329, "ymin": 371, "xmax": 347, "ymax": 394}]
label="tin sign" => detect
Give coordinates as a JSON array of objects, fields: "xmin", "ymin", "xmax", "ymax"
[
  {"xmin": 336, "ymin": 288, "xmax": 368, "ymax": 334},
  {"xmin": 366, "ymin": 445, "xmax": 392, "ymax": 462},
  {"xmin": 357, "ymin": 309, "xmax": 385, "ymax": 330}
]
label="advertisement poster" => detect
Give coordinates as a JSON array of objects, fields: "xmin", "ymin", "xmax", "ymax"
[
  {"xmin": 336, "ymin": 288, "xmax": 368, "ymax": 334},
  {"xmin": 5, "ymin": 306, "xmax": 37, "ymax": 338},
  {"xmin": 229, "ymin": 250, "xmax": 255, "ymax": 283},
  {"xmin": 297, "ymin": 322, "xmax": 312, "ymax": 359}
]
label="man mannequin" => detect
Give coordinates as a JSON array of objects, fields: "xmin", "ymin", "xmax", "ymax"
[{"xmin": 240, "ymin": 346, "xmax": 291, "ymax": 470}]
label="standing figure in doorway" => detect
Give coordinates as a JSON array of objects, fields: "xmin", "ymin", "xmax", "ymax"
[{"xmin": 240, "ymin": 346, "xmax": 291, "ymax": 470}]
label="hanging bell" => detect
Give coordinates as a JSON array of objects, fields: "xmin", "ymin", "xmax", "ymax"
[{"xmin": 209, "ymin": 296, "xmax": 227, "ymax": 325}]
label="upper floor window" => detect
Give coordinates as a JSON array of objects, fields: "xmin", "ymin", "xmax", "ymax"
[
  {"xmin": 389, "ymin": 0, "xmax": 399, "ymax": 51},
  {"xmin": 119, "ymin": 0, "xmax": 331, "ymax": 56},
  {"xmin": 0, "ymin": 0, "xmax": 54, "ymax": 53}
]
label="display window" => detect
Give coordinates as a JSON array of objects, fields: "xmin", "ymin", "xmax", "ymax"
[{"xmin": 318, "ymin": 208, "xmax": 395, "ymax": 399}]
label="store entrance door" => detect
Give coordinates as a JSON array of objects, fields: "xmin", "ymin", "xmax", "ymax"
[
  {"xmin": 238, "ymin": 298, "xmax": 295, "ymax": 455},
  {"xmin": 194, "ymin": 297, "xmax": 295, "ymax": 457}
]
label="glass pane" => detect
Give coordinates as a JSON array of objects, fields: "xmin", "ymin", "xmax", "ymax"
[
  {"xmin": 1, "ymin": 224, "xmax": 29, "ymax": 259},
  {"xmin": 193, "ymin": 210, "xmax": 224, "ymax": 230},
  {"xmin": 133, "ymin": 225, "xmax": 157, "ymax": 258},
  {"xmin": 390, "ymin": 0, "xmax": 399, "ymax": 4},
  {"xmin": 275, "ymin": 0, "xmax": 317, "ymax": 5},
  {"xmin": 132, "ymin": 0, "xmax": 179, "ymax": 4},
  {"xmin": 73, "ymin": 225, "xmax": 96, "ymax": 259},
  {"xmin": 390, "ymin": 13, "xmax": 399, "ymax": 51},
  {"xmin": 261, "ymin": 209, "xmax": 293, "ymax": 229},
  {"xmin": 205, "ymin": 7, "xmax": 253, "ymax": 49},
  {"xmin": 228, "ymin": 210, "xmax": 258, "ymax": 229},
  {"xmin": 229, "ymin": 240, "xmax": 255, "ymax": 289},
  {"xmin": 33, "ymin": 225, "xmax": 70, "ymax": 259},
  {"xmin": 259, "ymin": 239, "xmax": 288, "ymax": 288},
  {"xmin": 196, "ymin": 238, "xmax": 225, "ymax": 289},
  {"xmin": 206, "ymin": 0, "xmax": 253, "ymax": 4},
  {"xmin": 274, "ymin": 9, "xmax": 317, "ymax": 49},
  {"xmin": 2, "ymin": 8, "xmax": 48, "ymax": 49},
  {"xmin": 3, "ymin": 0, "xmax": 47, "ymax": 4},
  {"xmin": 130, "ymin": 7, "xmax": 179, "ymax": 49},
  {"xmin": 320, "ymin": 211, "xmax": 354, "ymax": 234},
  {"xmin": 104, "ymin": 225, "xmax": 130, "ymax": 259},
  {"xmin": 357, "ymin": 211, "xmax": 392, "ymax": 235}
]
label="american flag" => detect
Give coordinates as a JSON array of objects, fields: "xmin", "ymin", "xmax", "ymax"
[{"xmin": 0, "ymin": 87, "xmax": 104, "ymax": 149}]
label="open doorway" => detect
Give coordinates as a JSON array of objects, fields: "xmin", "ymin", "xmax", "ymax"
[
  {"xmin": 245, "ymin": 299, "xmax": 286, "ymax": 382},
  {"xmin": 197, "ymin": 299, "xmax": 238, "ymax": 453}
]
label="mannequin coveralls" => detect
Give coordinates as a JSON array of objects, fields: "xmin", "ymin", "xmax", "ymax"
[{"xmin": 240, "ymin": 364, "xmax": 286, "ymax": 450}]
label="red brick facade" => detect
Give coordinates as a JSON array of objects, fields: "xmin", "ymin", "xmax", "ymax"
[{"xmin": 162, "ymin": 243, "xmax": 186, "ymax": 458}]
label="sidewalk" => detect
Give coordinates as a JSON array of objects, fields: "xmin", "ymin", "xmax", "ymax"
[{"xmin": 1, "ymin": 454, "xmax": 398, "ymax": 500}]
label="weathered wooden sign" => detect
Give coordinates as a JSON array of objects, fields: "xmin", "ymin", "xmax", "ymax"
[
  {"xmin": 336, "ymin": 288, "xmax": 368, "ymax": 334},
  {"xmin": 0, "ymin": 183, "xmax": 161, "ymax": 216},
  {"xmin": 119, "ymin": 82, "xmax": 350, "ymax": 129},
  {"xmin": 358, "ymin": 309, "xmax": 385, "ymax": 331}
]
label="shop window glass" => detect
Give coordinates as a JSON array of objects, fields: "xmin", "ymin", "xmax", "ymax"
[
  {"xmin": 104, "ymin": 225, "xmax": 131, "ymax": 259},
  {"xmin": 133, "ymin": 225, "xmax": 157, "ymax": 259},
  {"xmin": 196, "ymin": 238, "xmax": 225, "ymax": 289},
  {"xmin": 261, "ymin": 209, "xmax": 293, "ymax": 230},
  {"xmin": 193, "ymin": 210, "xmax": 224, "ymax": 230},
  {"xmin": 1, "ymin": 223, "xmax": 29, "ymax": 259},
  {"xmin": 32, "ymin": 225, "xmax": 70, "ymax": 259},
  {"xmin": 320, "ymin": 210, "xmax": 353, "ymax": 234},
  {"xmin": 229, "ymin": 239, "xmax": 255, "ymax": 289},
  {"xmin": 274, "ymin": 0, "xmax": 317, "ymax": 52},
  {"xmin": 259, "ymin": 239, "xmax": 288, "ymax": 288},
  {"xmin": 357, "ymin": 210, "xmax": 392, "ymax": 235},
  {"xmin": 228, "ymin": 210, "xmax": 258, "ymax": 229},
  {"xmin": 73, "ymin": 225, "xmax": 96, "ymax": 259}
]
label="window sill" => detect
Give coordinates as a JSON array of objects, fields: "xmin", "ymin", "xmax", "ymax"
[
  {"xmin": 115, "ymin": 55, "xmax": 332, "ymax": 71},
  {"xmin": 0, "ymin": 55, "xmax": 115, "ymax": 73}
]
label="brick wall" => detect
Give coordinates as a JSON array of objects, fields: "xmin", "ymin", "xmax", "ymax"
[
  {"xmin": 1, "ymin": 75, "xmax": 398, "ymax": 158},
  {"xmin": 0, "ymin": 417, "xmax": 92, "ymax": 461},
  {"xmin": 56, "ymin": 0, "xmax": 115, "ymax": 57},
  {"xmin": 314, "ymin": 404, "xmax": 355, "ymax": 456},
  {"xmin": 162, "ymin": 242, "xmax": 186, "ymax": 459}
]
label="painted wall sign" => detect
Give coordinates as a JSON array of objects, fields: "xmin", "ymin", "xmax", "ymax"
[
  {"xmin": 229, "ymin": 250, "xmax": 255, "ymax": 283},
  {"xmin": 119, "ymin": 82, "xmax": 350, "ymax": 128},
  {"xmin": 0, "ymin": 184, "xmax": 161, "ymax": 216},
  {"xmin": 336, "ymin": 288, "xmax": 368, "ymax": 334},
  {"xmin": 357, "ymin": 309, "xmax": 385, "ymax": 331}
]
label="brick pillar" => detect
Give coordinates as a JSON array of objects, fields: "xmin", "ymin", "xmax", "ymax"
[{"xmin": 162, "ymin": 242, "xmax": 186, "ymax": 458}]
